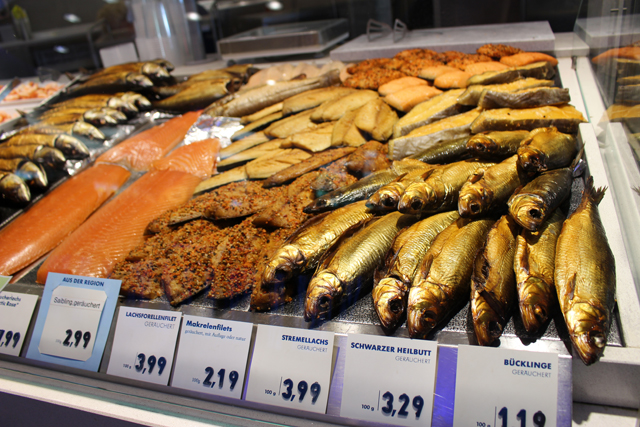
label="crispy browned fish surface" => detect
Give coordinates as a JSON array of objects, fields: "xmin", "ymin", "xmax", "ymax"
[
  {"xmin": 478, "ymin": 87, "xmax": 570, "ymax": 109},
  {"xmin": 470, "ymin": 105, "xmax": 587, "ymax": 134},
  {"xmin": 555, "ymin": 177, "xmax": 616, "ymax": 365},
  {"xmin": 373, "ymin": 211, "xmax": 459, "ymax": 330},
  {"xmin": 471, "ymin": 215, "xmax": 519, "ymax": 346},
  {"xmin": 515, "ymin": 209, "xmax": 564, "ymax": 334}
]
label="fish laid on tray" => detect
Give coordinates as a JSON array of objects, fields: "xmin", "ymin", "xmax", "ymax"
[
  {"xmin": 36, "ymin": 139, "xmax": 219, "ymax": 283},
  {"xmin": 555, "ymin": 177, "xmax": 616, "ymax": 365},
  {"xmin": 96, "ymin": 111, "xmax": 200, "ymax": 172},
  {"xmin": 305, "ymin": 211, "xmax": 418, "ymax": 321},
  {"xmin": 0, "ymin": 164, "xmax": 131, "ymax": 275},
  {"xmin": 373, "ymin": 211, "xmax": 459, "ymax": 330}
]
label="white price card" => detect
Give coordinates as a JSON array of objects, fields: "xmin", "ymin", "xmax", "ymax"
[
  {"xmin": 26, "ymin": 273, "xmax": 121, "ymax": 371},
  {"xmin": 107, "ymin": 307, "xmax": 181, "ymax": 385},
  {"xmin": 453, "ymin": 345, "xmax": 558, "ymax": 427},
  {"xmin": 244, "ymin": 324, "xmax": 334, "ymax": 414},
  {"xmin": 171, "ymin": 315, "xmax": 252, "ymax": 398},
  {"xmin": 340, "ymin": 333, "xmax": 438, "ymax": 426},
  {"xmin": 0, "ymin": 291, "xmax": 38, "ymax": 356}
]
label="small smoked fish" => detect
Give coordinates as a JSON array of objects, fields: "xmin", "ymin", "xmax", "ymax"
[
  {"xmin": 408, "ymin": 136, "xmax": 471, "ymax": 164},
  {"xmin": 515, "ymin": 210, "xmax": 564, "ymax": 334},
  {"xmin": 366, "ymin": 166, "xmax": 436, "ymax": 213},
  {"xmin": 466, "ymin": 130, "xmax": 530, "ymax": 158},
  {"xmin": 555, "ymin": 177, "xmax": 616, "ymax": 365},
  {"xmin": 0, "ymin": 144, "xmax": 66, "ymax": 168},
  {"xmin": 373, "ymin": 211, "xmax": 459, "ymax": 330},
  {"xmin": 63, "ymin": 72, "xmax": 153, "ymax": 98},
  {"xmin": 471, "ymin": 215, "xmax": 519, "ymax": 346},
  {"xmin": 508, "ymin": 164, "xmax": 578, "ymax": 231},
  {"xmin": 407, "ymin": 217, "xmax": 494, "ymax": 338},
  {"xmin": 0, "ymin": 171, "xmax": 30, "ymax": 203},
  {"xmin": 152, "ymin": 80, "xmax": 236, "ymax": 112},
  {"xmin": 303, "ymin": 168, "xmax": 399, "ymax": 213},
  {"xmin": 305, "ymin": 212, "xmax": 418, "ymax": 321},
  {"xmin": 399, "ymin": 160, "xmax": 496, "ymax": 215},
  {"xmin": 251, "ymin": 200, "xmax": 375, "ymax": 311},
  {"xmin": 0, "ymin": 158, "xmax": 47, "ymax": 189},
  {"xmin": 3, "ymin": 133, "xmax": 89, "ymax": 159},
  {"xmin": 12, "ymin": 122, "xmax": 105, "ymax": 141},
  {"xmin": 517, "ymin": 127, "xmax": 577, "ymax": 173},
  {"xmin": 458, "ymin": 155, "xmax": 527, "ymax": 218}
]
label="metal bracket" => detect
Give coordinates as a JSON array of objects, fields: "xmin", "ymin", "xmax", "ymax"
[{"xmin": 366, "ymin": 19, "xmax": 391, "ymax": 42}]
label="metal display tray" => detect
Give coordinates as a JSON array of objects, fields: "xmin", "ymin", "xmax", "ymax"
[{"xmin": 217, "ymin": 19, "xmax": 349, "ymax": 61}]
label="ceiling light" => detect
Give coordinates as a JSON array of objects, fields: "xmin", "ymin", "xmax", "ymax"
[
  {"xmin": 266, "ymin": 1, "xmax": 283, "ymax": 11},
  {"xmin": 63, "ymin": 13, "xmax": 81, "ymax": 23}
]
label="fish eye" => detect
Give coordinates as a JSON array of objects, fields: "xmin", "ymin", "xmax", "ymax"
[{"xmin": 529, "ymin": 209, "xmax": 542, "ymax": 219}]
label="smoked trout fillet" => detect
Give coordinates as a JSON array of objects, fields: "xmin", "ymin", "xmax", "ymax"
[
  {"xmin": 0, "ymin": 164, "xmax": 131, "ymax": 275},
  {"xmin": 37, "ymin": 139, "xmax": 218, "ymax": 283},
  {"xmin": 95, "ymin": 111, "xmax": 200, "ymax": 172}
]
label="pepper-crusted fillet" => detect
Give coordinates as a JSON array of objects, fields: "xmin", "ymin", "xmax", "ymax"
[{"xmin": 311, "ymin": 157, "xmax": 359, "ymax": 193}]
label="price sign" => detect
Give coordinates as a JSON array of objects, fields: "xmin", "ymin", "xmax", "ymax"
[
  {"xmin": 106, "ymin": 307, "xmax": 181, "ymax": 385},
  {"xmin": 171, "ymin": 315, "xmax": 252, "ymax": 399},
  {"xmin": 340, "ymin": 333, "xmax": 438, "ymax": 426},
  {"xmin": 244, "ymin": 324, "xmax": 334, "ymax": 414},
  {"xmin": 453, "ymin": 345, "xmax": 558, "ymax": 427},
  {"xmin": 0, "ymin": 291, "xmax": 38, "ymax": 356},
  {"xmin": 26, "ymin": 273, "xmax": 120, "ymax": 371}
]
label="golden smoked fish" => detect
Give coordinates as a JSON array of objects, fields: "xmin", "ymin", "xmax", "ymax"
[
  {"xmin": 366, "ymin": 167, "xmax": 436, "ymax": 213},
  {"xmin": 373, "ymin": 211, "xmax": 459, "ymax": 330},
  {"xmin": 471, "ymin": 215, "xmax": 519, "ymax": 346},
  {"xmin": 408, "ymin": 136, "xmax": 471, "ymax": 164},
  {"xmin": 251, "ymin": 200, "xmax": 375, "ymax": 311},
  {"xmin": 555, "ymin": 177, "xmax": 616, "ymax": 365},
  {"xmin": 508, "ymin": 165, "xmax": 576, "ymax": 231},
  {"xmin": 305, "ymin": 212, "xmax": 417, "ymax": 321},
  {"xmin": 515, "ymin": 210, "xmax": 564, "ymax": 334},
  {"xmin": 470, "ymin": 105, "xmax": 586, "ymax": 134},
  {"xmin": 517, "ymin": 127, "xmax": 577, "ymax": 173},
  {"xmin": 466, "ymin": 130, "xmax": 530, "ymax": 158},
  {"xmin": 399, "ymin": 160, "xmax": 496, "ymax": 215},
  {"xmin": 458, "ymin": 155, "xmax": 527, "ymax": 218},
  {"xmin": 407, "ymin": 217, "xmax": 494, "ymax": 338}
]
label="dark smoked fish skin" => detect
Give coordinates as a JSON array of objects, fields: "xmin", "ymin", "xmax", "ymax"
[
  {"xmin": 515, "ymin": 210, "xmax": 564, "ymax": 334},
  {"xmin": 470, "ymin": 215, "xmax": 519, "ymax": 346},
  {"xmin": 555, "ymin": 177, "xmax": 615, "ymax": 365},
  {"xmin": 466, "ymin": 130, "xmax": 530, "ymax": 158}
]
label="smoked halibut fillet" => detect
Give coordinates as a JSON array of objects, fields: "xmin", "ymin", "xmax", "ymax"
[
  {"xmin": 96, "ymin": 111, "xmax": 200, "ymax": 172},
  {"xmin": 0, "ymin": 164, "xmax": 131, "ymax": 275},
  {"xmin": 36, "ymin": 140, "xmax": 215, "ymax": 283}
]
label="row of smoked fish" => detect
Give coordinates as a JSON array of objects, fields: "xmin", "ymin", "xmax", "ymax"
[
  {"xmin": 0, "ymin": 44, "xmax": 616, "ymax": 365},
  {"xmin": 0, "ymin": 58, "xmax": 258, "ymax": 205}
]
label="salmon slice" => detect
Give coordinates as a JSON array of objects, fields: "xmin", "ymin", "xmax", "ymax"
[
  {"xmin": 0, "ymin": 164, "xmax": 131, "ymax": 276},
  {"xmin": 36, "ymin": 169, "xmax": 203, "ymax": 283},
  {"xmin": 96, "ymin": 111, "xmax": 201, "ymax": 172},
  {"xmin": 150, "ymin": 138, "xmax": 220, "ymax": 179}
]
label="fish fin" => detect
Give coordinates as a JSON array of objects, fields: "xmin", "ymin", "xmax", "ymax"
[
  {"xmin": 391, "ymin": 172, "xmax": 408, "ymax": 183},
  {"xmin": 566, "ymin": 272, "xmax": 577, "ymax": 302},
  {"xmin": 420, "ymin": 169, "xmax": 437, "ymax": 181},
  {"xmin": 570, "ymin": 148, "xmax": 586, "ymax": 176},
  {"xmin": 468, "ymin": 169, "xmax": 485, "ymax": 184},
  {"xmin": 583, "ymin": 176, "xmax": 607, "ymax": 206}
]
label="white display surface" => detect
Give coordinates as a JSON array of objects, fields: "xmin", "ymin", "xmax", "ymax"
[
  {"xmin": 244, "ymin": 324, "xmax": 334, "ymax": 414},
  {"xmin": 340, "ymin": 333, "xmax": 438, "ymax": 427},
  {"xmin": 0, "ymin": 291, "xmax": 38, "ymax": 357},
  {"xmin": 107, "ymin": 307, "xmax": 181, "ymax": 385},
  {"xmin": 171, "ymin": 315, "xmax": 252, "ymax": 399},
  {"xmin": 453, "ymin": 345, "xmax": 559, "ymax": 427}
]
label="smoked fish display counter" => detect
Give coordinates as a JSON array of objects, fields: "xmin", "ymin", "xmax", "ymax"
[{"xmin": 0, "ymin": 41, "xmax": 638, "ymax": 426}]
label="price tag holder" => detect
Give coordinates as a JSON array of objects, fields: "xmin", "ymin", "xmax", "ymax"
[
  {"xmin": 171, "ymin": 315, "xmax": 252, "ymax": 399},
  {"xmin": 340, "ymin": 333, "xmax": 438, "ymax": 426},
  {"xmin": 26, "ymin": 273, "xmax": 120, "ymax": 371},
  {"xmin": 0, "ymin": 275, "xmax": 10, "ymax": 293},
  {"xmin": 0, "ymin": 291, "xmax": 38, "ymax": 356},
  {"xmin": 244, "ymin": 324, "xmax": 334, "ymax": 414},
  {"xmin": 453, "ymin": 345, "xmax": 558, "ymax": 427},
  {"xmin": 106, "ymin": 306, "xmax": 181, "ymax": 385}
]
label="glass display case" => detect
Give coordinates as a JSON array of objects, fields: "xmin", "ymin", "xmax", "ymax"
[{"xmin": 1, "ymin": 1, "xmax": 640, "ymax": 426}]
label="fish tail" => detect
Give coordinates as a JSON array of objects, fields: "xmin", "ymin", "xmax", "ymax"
[{"xmin": 583, "ymin": 176, "xmax": 607, "ymax": 206}]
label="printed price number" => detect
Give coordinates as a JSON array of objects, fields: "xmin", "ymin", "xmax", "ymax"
[
  {"xmin": 376, "ymin": 391, "xmax": 424, "ymax": 419},
  {"xmin": 199, "ymin": 367, "xmax": 239, "ymax": 391},
  {"xmin": 62, "ymin": 329, "xmax": 91, "ymax": 349},
  {"xmin": 0, "ymin": 329, "xmax": 20, "ymax": 348},
  {"xmin": 134, "ymin": 353, "xmax": 167, "ymax": 376},
  {"xmin": 477, "ymin": 407, "xmax": 546, "ymax": 427},
  {"xmin": 268, "ymin": 378, "xmax": 321, "ymax": 404}
]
